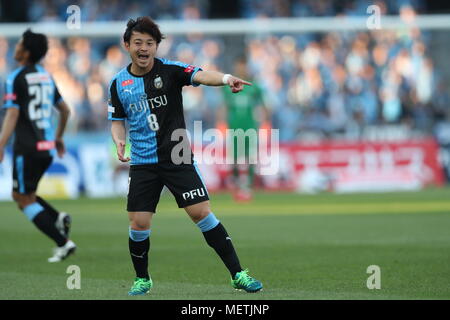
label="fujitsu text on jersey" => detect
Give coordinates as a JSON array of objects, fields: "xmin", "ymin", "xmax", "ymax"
[{"xmin": 129, "ymin": 94, "xmax": 167, "ymax": 113}]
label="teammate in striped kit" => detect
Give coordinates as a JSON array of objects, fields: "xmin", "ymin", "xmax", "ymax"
[
  {"xmin": 0, "ymin": 29, "xmax": 76, "ymax": 262},
  {"xmin": 109, "ymin": 17, "xmax": 263, "ymax": 295}
]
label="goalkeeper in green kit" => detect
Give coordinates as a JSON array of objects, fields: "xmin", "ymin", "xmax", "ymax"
[{"xmin": 218, "ymin": 57, "xmax": 269, "ymax": 202}]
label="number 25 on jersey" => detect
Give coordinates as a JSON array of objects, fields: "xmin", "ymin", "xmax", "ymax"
[{"xmin": 28, "ymin": 84, "xmax": 52, "ymax": 129}]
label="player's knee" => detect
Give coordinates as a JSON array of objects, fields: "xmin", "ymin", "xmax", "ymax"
[
  {"xmin": 200, "ymin": 207, "xmax": 211, "ymax": 220},
  {"xmin": 12, "ymin": 192, "xmax": 36, "ymax": 209},
  {"xmin": 12, "ymin": 192, "xmax": 25, "ymax": 208},
  {"xmin": 130, "ymin": 219, "xmax": 150, "ymax": 230},
  {"xmin": 191, "ymin": 207, "xmax": 212, "ymax": 223},
  {"xmin": 128, "ymin": 211, "xmax": 153, "ymax": 230},
  {"xmin": 12, "ymin": 192, "xmax": 20, "ymax": 203}
]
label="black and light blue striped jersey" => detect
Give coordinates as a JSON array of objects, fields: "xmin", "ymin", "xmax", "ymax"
[
  {"xmin": 2, "ymin": 64, "xmax": 63, "ymax": 156},
  {"xmin": 108, "ymin": 57, "xmax": 202, "ymax": 165}
]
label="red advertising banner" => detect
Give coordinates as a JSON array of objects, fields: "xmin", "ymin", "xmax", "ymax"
[{"xmin": 195, "ymin": 138, "xmax": 445, "ymax": 193}]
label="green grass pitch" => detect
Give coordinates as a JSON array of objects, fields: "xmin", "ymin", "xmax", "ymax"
[{"xmin": 0, "ymin": 188, "xmax": 449, "ymax": 300}]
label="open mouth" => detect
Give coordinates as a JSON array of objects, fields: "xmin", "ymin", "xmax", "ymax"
[{"xmin": 137, "ymin": 53, "xmax": 150, "ymax": 62}]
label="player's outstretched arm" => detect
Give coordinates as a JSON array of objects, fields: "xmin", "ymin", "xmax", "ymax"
[
  {"xmin": 111, "ymin": 120, "xmax": 130, "ymax": 162},
  {"xmin": 192, "ymin": 70, "xmax": 252, "ymax": 93},
  {"xmin": 0, "ymin": 108, "xmax": 19, "ymax": 162},
  {"xmin": 54, "ymin": 100, "xmax": 71, "ymax": 158}
]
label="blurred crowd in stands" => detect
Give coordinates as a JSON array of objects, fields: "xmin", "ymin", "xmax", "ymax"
[
  {"xmin": 18, "ymin": 0, "xmax": 427, "ymax": 21},
  {"xmin": 1, "ymin": 0, "xmax": 449, "ymax": 142}
]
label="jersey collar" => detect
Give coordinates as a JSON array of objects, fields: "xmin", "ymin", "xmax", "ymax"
[{"xmin": 127, "ymin": 59, "xmax": 158, "ymax": 78}]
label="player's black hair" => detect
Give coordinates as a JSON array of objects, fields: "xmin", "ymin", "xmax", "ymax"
[
  {"xmin": 21, "ymin": 29, "xmax": 48, "ymax": 64},
  {"xmin": 123, "ymin": 17, "xmax": 165, "ymax": 44}
]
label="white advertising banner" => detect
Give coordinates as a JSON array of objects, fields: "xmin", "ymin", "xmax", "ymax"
[
  {"xmin": 79, "ymin": 144, "xmax": 115, "ymax": 198},
  {"xmin": 0, "ymin": 151, "xmax": 13, "ymax": 201},
  {"xmin": 37, "ymin": 152, "xmax": 81, "ymax": 199}
]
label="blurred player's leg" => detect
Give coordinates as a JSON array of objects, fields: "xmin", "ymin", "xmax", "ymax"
[
  {"xmin": 232, "ymin": 134, "xmax": 255, "ymax": 202},
  {"xmin": 35, "ymin": 196, "xmax": 59, "ymax": 222},
  {"xmin": 55, "ymin": 212, "xmax": 72, "ymax": 238},
  {"xmin": 13, "ymin": 192, "xmax": 76, "ymax": 262},
  {"xmin": 36, "ymin": 196, "xmax": 72, "ymax": 237},
  {"xmin": 47, "ymin": 240, "xmax": 77, "ymax": 263},
  {"xmin": 234, "ymin": 164, "xmax": 254, "ymax": 202},
  {"xmin": 15, "ymin": 193, "xmax": 67, "ymax": 246},
  {"xmin": 12, "ymin": 155, "xmax": 76, "ymax": 262}
]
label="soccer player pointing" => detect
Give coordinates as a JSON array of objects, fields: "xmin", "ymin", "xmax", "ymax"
[{"xmin": 109, "ymin": 17, "xmax": 262, "ymax": 295}]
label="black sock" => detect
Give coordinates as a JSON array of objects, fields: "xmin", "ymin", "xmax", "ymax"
[
  {"xmin": 36, "ymin": 196, "xmax": 59, "ymax": 223},
  {"xmin": 32, "ymin": 210, "xmax": 67, "ymax": 247},
  {"xmin": 202, "ymin": 223, "xmax": 242, "ymax": 278},
  {"xmin": 129, "ymin": 237, "xmax": 150, "ymax": 279}
]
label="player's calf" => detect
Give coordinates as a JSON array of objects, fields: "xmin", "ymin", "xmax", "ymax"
[
  {"xmin": 55, "ymin": 212, "xmax": 72, "ymax": 238},
  {"xmin": 19, "ymin": 199, "xmax": 68, "ymax": 248},
  {"xmin": 185, "ymin": 201, "xmax": 211, "ymax": 223},
  {"xmin": 195, "ymin": 212, "xmax": 263, "ymax": 292},
  {"xmin": 196, "ymin": 213, "xmax": 243, "ymax": 277}
]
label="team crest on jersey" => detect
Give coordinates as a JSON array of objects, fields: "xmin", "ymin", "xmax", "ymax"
[{"xmin": 154, "ymin": 76, "xmax": 163, "ymax": 89}]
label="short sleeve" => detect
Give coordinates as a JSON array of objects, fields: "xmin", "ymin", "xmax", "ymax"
[
  {"xmin": 3, "ymin": 74, "xmax": 20, "ymax": 109},
  {"xmin": 108, "ymin": 79, "xmax": 126, "ymax": 120},
  {"xmin": 160, "ymin": 59, "xmax": 202, "ymax": 87},
  {"xmin": 176, "ymin": 64, "xmax": 202, "ymax": 87}
]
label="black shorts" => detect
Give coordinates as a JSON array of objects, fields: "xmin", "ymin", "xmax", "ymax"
[
  {"xmin": 12, "ymin": 154, "xmax": 53, "ymax": 194},
  {"xmin": 127, "ymin": 162, "xmax": 210, "ymax": 212}
]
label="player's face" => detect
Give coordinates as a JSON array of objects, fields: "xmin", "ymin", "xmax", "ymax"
[
  {"xmin": 126, "ymin": 32, "xmax": 158, "ymax": 70},
  {"xmin": 14, "ymin": 39, "xmax": 28, "ymax": 64}
]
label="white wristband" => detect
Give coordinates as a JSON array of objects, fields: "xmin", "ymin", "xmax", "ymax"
[{"xmin": 222, "ymin": 74, "xmax": 231, "ymax": 85}]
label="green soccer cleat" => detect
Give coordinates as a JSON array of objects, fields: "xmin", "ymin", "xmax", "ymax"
[
  {"xmin": 231, "ymin": 269, "xmax": 263, "ymax": 293},
  {"xmin": 128, "ymin": 277, "xmax": 153, "ymax": 296}
]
